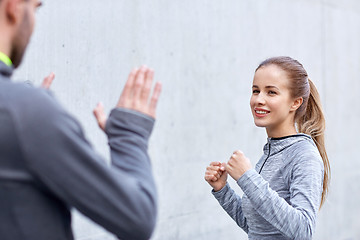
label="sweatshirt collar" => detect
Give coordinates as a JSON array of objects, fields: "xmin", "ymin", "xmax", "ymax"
[
  {"xmin": 0, "ymin": 60, "xmax": 14, "ymax": 79},
  {"xmin": 0, "ymin": 52, "xmax": 13, "ymax": 67},
  {"xmin": 263, "ymin": 133, "xmax": 313, "ymax": 156}
]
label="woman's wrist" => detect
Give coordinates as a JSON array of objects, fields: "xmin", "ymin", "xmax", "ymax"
[{"xmin": 213, "ymin": 183, "xmax": 226, "ymax": 192}]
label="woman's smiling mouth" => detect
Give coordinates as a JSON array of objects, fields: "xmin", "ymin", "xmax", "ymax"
[{"xmin": 254, "ymin": 108, "xmax": 270, "ymax": 117}]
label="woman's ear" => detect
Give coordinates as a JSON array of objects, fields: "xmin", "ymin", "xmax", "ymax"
[{"xmin": 290, "ymin": 97, "xmax": 303, "ymax": 112}]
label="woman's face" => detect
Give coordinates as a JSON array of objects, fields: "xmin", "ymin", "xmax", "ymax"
[{"xmin": 250, "ymin": 65, "xmax": 298, "ymax": 134}]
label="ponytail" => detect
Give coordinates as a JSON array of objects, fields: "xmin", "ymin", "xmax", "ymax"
[{"xmin": 297, "ymin": 79, "xmax": 330, "ymax": 208}]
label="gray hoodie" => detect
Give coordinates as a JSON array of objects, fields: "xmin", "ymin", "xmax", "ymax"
[
  {"xmin": 0, "ymin": 61, "xmax": 157, "ymax": 240},
  {"xmin": 213, "ymin": 134, "xmax": 324, "ymax": 240}
]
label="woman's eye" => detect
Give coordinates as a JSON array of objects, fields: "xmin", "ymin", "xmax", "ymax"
[
  {"xmin": 252, "ymin": 90, "xmax": 260, "ymax": 94},
  {"xmin": 268, "ymin": 91, "xmax": 277, "ymax": 95}
]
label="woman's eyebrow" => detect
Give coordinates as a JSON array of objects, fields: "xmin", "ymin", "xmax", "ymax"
[
  {"xmin": 265, "ymin": 86, "xmax": 280, "ymax": 90},
  {"xmin": 252, "ymin": 85, "xmax": 279, "ymax": 90}
]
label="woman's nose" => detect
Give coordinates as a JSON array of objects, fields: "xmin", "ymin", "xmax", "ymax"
[{"xmin": 254, "ymin": 94, "xmax": 266, "ymax": 105}]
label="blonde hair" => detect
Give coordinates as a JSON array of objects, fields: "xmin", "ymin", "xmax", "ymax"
[{"xmin": 256, "ymin": 56, "xmax": 330, "ymax": 208}]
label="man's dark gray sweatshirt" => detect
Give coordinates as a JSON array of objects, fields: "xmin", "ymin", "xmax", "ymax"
[
  {"xmin": 0, "ymin": 62, "xmax": 157, "ymax": 240},
  {"xmin": 213, "ymin": 134, "xmax": 324, "ymax": 240}
]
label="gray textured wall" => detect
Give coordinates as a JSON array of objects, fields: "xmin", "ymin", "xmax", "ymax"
[{"xmin": 14, "ymin": 0, "xmax": 360, "ymax": 239}]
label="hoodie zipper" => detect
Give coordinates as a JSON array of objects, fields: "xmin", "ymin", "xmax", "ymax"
[{"xmin": 259, "ymin": 142, "xmax": 271, "ymax": 174}]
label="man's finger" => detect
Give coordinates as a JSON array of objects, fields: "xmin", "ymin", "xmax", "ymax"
[
  {"xmin": 118, "ymin": 68, "xmax": 138, "ymax": 107},
  {"xmin": 41, "ymin": 72, "xmax": 55, "ymax": 89},
  {"xmin": 132, "ymin": 66, "xmax": 147, "ymax": 108},
  {"xmin": 140, "ymin": 69, "xmax": 154, "ymax": 104},
  {"xmin": 93, "ymin": 102, "xmax": 107, "ymax": 131},
  {"xmin": 148, "ymin": 82, "xmax": 162, "ymax": 118}
]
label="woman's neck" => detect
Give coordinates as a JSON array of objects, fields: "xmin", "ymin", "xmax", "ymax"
[{"xmin": 266, "ymin": 124, "xmax": 298, "ymax": 139}]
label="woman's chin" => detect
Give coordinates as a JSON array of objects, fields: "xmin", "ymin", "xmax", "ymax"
[{"xmin": 253, "ymin": 120, "xmax": 268, "ymax": 128}]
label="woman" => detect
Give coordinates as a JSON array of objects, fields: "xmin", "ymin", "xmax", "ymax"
[{"xmin": 205, "ymin": 56, "xmax": 329, "ymax": 240}]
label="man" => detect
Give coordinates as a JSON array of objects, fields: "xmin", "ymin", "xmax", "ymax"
[{"xmin": 0, "ymin": 0, "xmax": 162, "ymax": 239}]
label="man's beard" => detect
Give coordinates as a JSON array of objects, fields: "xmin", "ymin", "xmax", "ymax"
[{"xmin": 10, "ymin": 10, "xmax": 32, "ymax": 68}]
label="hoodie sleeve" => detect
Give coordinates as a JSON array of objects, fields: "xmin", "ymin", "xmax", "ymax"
[
  {"xmin": 212, "ymin": 183, "xmax": 249, "ymax": 233},
  {"xmin": 237, "ymin": 149, "xmax": 323, "ymax": 240}
]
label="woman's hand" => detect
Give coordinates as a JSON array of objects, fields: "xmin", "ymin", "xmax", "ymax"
[
  {"xmin": 93, "ymin": 66, "xmax": 162, "ymax": 132},
  {"xmin": 204, "ymin": 162, "xmax": 228, "ymax": 192},
  {"xmin": 226, "ymin": 150, "xmax": 252, "ymax": 181}
]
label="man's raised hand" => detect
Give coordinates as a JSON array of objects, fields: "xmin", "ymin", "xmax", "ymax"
[
  {"xmin": 93, "ymin": 66, "xmax": 162, "ymax": 132},
  {"xmin": 117, "ymin": 66, "xmax": 162, "ymax": 118}
]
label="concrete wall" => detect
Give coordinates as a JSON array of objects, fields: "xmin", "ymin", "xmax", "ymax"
[{"xmin": 14, "ymin": 0, "xmax": 360, "ymax": 239}]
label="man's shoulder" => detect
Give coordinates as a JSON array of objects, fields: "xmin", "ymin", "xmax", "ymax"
[
  {"xmin": 0, "ymin": 80, "xmax": 65, "ymax": 125},
  {"xmin": 2, "ymin": 80, "xmax": 57, "ymax": 106}
]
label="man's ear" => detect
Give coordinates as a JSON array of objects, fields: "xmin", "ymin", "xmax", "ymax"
[
  {"xmin": 290, "ymin": 97, "xmax": 303, "ymax": 112},
  {"xmin": 5, "ymin": 0, "xmax": 22, "ymax": 24}
]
